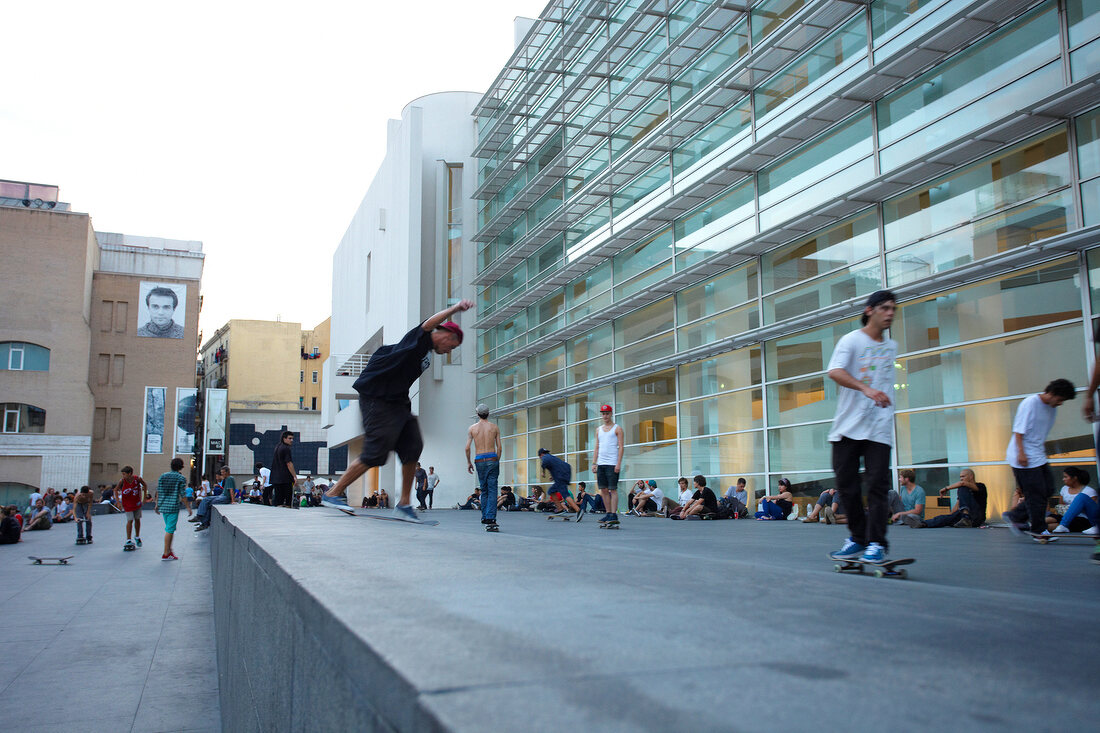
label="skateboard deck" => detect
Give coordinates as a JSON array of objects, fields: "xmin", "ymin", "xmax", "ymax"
[
  {"xmin": 598, "ymin": 520, "xmax": 620, "ymax": 530},
  {"xmin": 546, "ymin": 514, "xmax": 572, "ymax": 521},
  {"xmin": 1029, "ymin": 532, "xmax": 1098, "ymax": 544},
  {"xmin": 485, "ymin": 523, "xmax": 499, "ymax": 532},
  {"xmin": 326, "ymin": 505, "xmax": 439, "ymax": 526},
  {"xmin": 29, "ymin": 556, "xmax": 73, "ymax": 565},
  {"xmin": 831, "ymin": 556, "xmax": 914, "ymax": 579}
]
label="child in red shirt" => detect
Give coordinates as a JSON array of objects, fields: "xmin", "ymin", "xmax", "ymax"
[{"xmin": 118, "ymin": 466, "xmax": 148, "ymax": 550}]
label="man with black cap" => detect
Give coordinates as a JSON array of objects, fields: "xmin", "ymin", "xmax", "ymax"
[
  {"xmin": 324, "ymin": 300, "xmax": 473, "ymax": 522},
  {"xmin": 466, "ymin": 404, "xmax": 503, "ymax": 531},
  {"xmin": 827, "ymin": 290, "xmax": 898, "ymax": 564}
]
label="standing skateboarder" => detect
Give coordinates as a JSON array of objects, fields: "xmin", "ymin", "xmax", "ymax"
[
  {"xmin": 827, "ymin": 290, "xmax": 898, "ymax": 564},
  {"xmin": 118, "ymin": 466, "xmax": 148, "ymax": 550},
  {"xmin": 466, "ymin": 404, "xmax": 502, "ymax": 530},
  {"xmin": 324, "ymin": 300, "xmax": 473, "ymax": 521},
  {"xmin": 591, "ymin": 404, "xmax": 624, "ymax": 525}
]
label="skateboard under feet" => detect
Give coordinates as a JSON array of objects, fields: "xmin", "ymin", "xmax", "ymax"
[
  {"xmin": 485, "ymin": 523, "xmax": 499, "ymax": 532},
  {"xmin": 1029, "ymin": 532, "xmax": 1098, "ymax": 544},
  {"xmin": 831, "ymin": 556, "xmax": 914, "ymax": 579},
  {"xmin": 598, "ymin": 520, "xmax": 620, "ymax": 530}
]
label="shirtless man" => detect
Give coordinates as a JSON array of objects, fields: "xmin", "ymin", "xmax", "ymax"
[{"xmin": 466, "ymin": 404, "xmax": 503, "ymax": 530}]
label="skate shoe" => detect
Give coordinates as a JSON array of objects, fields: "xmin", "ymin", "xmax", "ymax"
[
  {"xmin": 321, "ymin": 494, "xmax": 350, "ymax": 510},
  {"xmin": 393, "ymin": 504, "xmax": 422, "ymax": 523},
  {"xmin": 860, "ymin": 543, "xmax": 887, "ymax": 563},
  {"xmin": 1001, "ymin": 512, "xmax": 1029, "ymax": 537},
  {"xmin": 828, "ymin": 538, "xmax": 867, "ymax": 561}
]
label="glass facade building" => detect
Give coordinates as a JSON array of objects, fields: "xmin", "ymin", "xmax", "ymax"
[{"xmin": 471, "ymin": 0, "xmax": 1100, "ymax": 517}]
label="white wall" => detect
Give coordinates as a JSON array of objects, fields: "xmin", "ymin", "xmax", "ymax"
[{"xmin": 326, "ymin": 91, "xmax": 482, "ymax": 508}]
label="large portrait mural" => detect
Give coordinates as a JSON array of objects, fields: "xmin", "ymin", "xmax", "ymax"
[{"xmin": 137, "ymin": 281, "xmax": 187, "ymax": 338}]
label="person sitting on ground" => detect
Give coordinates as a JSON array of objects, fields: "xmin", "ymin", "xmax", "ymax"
[
  {"xmin": 9, "ymin": 505, "xmax": 23, "ymax": 530},
  {"xmin": 721, "ymin": 478, "xmax": 751, "ymax": 518},
  {"xmin": 576, "ymin": 482, "xmax": 604, "ymax": 514},
  {"xmin": 755, "ymin": 478, "xmax": 794, "ymax": 520},
  {"xmin": 100, "ymin": 484, "xmax": 120, "ymax": 512},
  {"xmin": 626, "ymin": 480, "xmax": 645, "ymax": 513},
  {"xmin": 630, "ymin": 480, "xmax": 663, "ymax": 516},
  {"xmin": 456, "ymin": 490, "xmax": 481, "ymax": 510},
  {"xmin": 1046, "ymin": 467, "xmax": 1098, "ymax": 535},
  {"xmin": 192, "ymin": 466, "xmax": 235, "ymax": 531},
  {"xmin": 891, "ymin": 469, "xmax": 926, "ymax": 527},
  {"xmin": 802, "ymin": 487, "xmax": 845, "ymax": 524},
  {"xmin": 53, "ymin": 496, "xmax": 74, "ymax": 523},
  {"xmin": 725, "ymin": 478, "xmax": 749, "ymax": 506},
  {"xmin": 377, "ymin": 488, "xmax": 390, "ymax": 509},
  {"xmin": 682, "ymin": 475, "xmax": 719, "ymax": 519},
  {"xmin": 361, "ymin": 494, "xmax": 372, "ymax": 508},
  {"xmin": 0, "ymin": 505, "xmax": 21, "ymax": 544},
  {"xmin": 24, "ymin": 498, "xmax": 52, "ymax": 531},
  {"xmin": 497, "ymin": 485, "xmax": 517, "ymax": 511},
  {"xmin": 665, "ymin": 477, "xmax": 693, "ymax": 518},
  {"xmin": 909, "ymin": 469, "xmax": 988, "ymax": 528}
]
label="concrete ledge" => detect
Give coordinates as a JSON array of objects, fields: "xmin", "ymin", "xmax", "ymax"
[{"xmin": 210, "ymin": 504, "xmax": 1099, "ymax": 732}]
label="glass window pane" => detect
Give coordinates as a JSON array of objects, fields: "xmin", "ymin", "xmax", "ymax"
[
  {"xmin": 883, "ymin": 128, "xmax": 1070, "ymax": 251},
  {"xmin": 766, "ymin": 376, "xmax": 837, "ymax": 426},
  {"xmin": 677, "ymin": 303, "xmax": 760, "ymax": 352},
  {"xmin": 623, "ymin": 441, "xmax": 679, "ymax": 481},
  {"xmin": 751, "ymin": 0, "xmax": 806, "ymax": 46},
  {"xmin": 567, "ymin": 324, "xmax": 613, "ymax": 365},
  {"xmin": 1076, "ymin": 106, "xmax": 1100, "ymax": 180},
  {"xmin": 759, "ymin": 113, "xmax": 873, "ymax": 210},
  {"xmin": 886, "ymin": 191, "xmax": 1074, "ymax": 287},
  {"xmin": 1089, "ymin": 248, "xmax": 1100, "ymax": 314},
  {"xmin": 532, "ymin": 345, "xmax": 565, "ymax": 378},
  {"xmin": 616, "ymin": 331, "xmax": 675, "ymax": 370},
  {"xmin": 896, "ymin": 325, "xmax": 1089, "ymax": 411},
  {"xmin": 671, "ymin": 98, "xmax": 753, "ymax": 175},
  {"xmin": 877, "ymin": 6, "xmax": 1059, "ymax": 149},
  {"xmin": 672, "ymin": 19, "xmax": 749, "ymax": 108},
  {"xmin": 674, "ymin": 180, "xmax": 755, "ymax": 257},
  {"xmin": 679, "ymin": 346, "xmax": 762, "ymax": 400},
  {"xmin": 870, "ymin": 0, "xmax": 935, "ymax": 40},
  {"xmin": 891, "ymin": 259, "xmax": 1081, "ymax": 352},
  {"xmin": 568, "ymin": 353, "xmax": 614, "ymax": 386},
  {"xmin": 676, "ymin": 261, "xmax": 757, "ymax": 324},
  {"xmin": 1084, "ymin": 178, "xmax": 1100, "ymax": 227},
  {"xmin": 682, "ymin": 432, "xmax": 764, "ymax": 476},
  {"xmin": 618, "ymin": 405, "xmax": 678, "ymax": 445},
  {"xmin": 764, "ymin": 260, "xmax": 882, "ymax": 325},
  {"xmin": 1071, "ymin": 36, "xmax": 1100, "ymax": 83},
  {"xmin": 615, "ymin": 298, "xmax": 674, "ymax": 347},
  {"xmin": 765, "ymin": 321, "xmax": 857, "ymax": 382},
  {"xmin": 680, "ymin": 389, "xmax": 763, "ymax": 438},
  {"xmin": 1067, "ymin": 0, "xmax": 1100, "ymax": 48},
  {"xmin": 616, "ymin": 368, "xmax": 676, "ymax": 412},
  {"xmin": 762, "ymin": 211, "xmax": 879, "ymax": 294},
  {"xmin": 497, "ymin": 411, "xmax": 527, "ymax": 438},
  {"xmin": 768, "ymin": 423, "xmax": 833, "ymax": 473},
  {"xmin": 568, "ymin": 387, "xmax": 615, "ymax": 422}
]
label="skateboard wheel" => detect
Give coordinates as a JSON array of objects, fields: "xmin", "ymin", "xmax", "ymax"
[
  {"xmin": 897, "ymin": 569, "xmax": 907, "ymax": 579},
  {"xmin": 873, "ymin": 569, "xmax": 884, "ymax": 578},
  {"xmin": 833, "ymin": 564, "xmax": 842, "ymax": 572},
  {"xmin": 34, "ymin": 559, "xmax": 41, "ymax": 564}
]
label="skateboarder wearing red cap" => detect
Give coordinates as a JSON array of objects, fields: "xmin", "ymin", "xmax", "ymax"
[
  {"xmin": 592, "ymin": 404, "xmax": 625, "ymax": 525},
  {"xmin": 325, "ymin": 300, "xmax": 473, "ymax": 522}
]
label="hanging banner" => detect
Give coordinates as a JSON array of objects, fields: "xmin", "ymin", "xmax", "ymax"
[
  {"xmin": 205, "ymin": 388, "xmax": 228, "ymax": 455},
  {"xmin": 143, "ymin": 386, "xmax": 166, "ymax": 454},
  {"xmin": 175, "ymin": 387, "xmax": 197, "ymax": 456}
]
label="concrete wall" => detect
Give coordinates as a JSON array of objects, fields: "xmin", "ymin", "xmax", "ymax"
[{"xmin": 210, "ymin": 509, "xmax": 448, "ymax": 732}]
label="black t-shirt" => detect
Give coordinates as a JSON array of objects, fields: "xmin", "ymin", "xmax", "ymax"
[
  {"xmin": 0, "ymin": 516, "xmax": 20, "ymax": 543},
  {"xmin": 414, "ymin": 468, "xmax": 427, "ymax": 489},
  {"xmin": 271, "ymin": 442, "xmax": 294, "ymax": 484},
  {"xmin": 693, "ymin": 487, "xmax": 718, "ymax": 513},
  {"xmin": 353, "ymin": 325, "xmax": 433, "ymax": 401}
]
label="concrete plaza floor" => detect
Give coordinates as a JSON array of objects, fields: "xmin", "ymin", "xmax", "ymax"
[
  {"xmin": 1, "ymin": 511, "xmax": 219, "ymax": 733},
  {"xmin": 216, "ymin": 504, "xmax": 1099, "ymax": 732}
]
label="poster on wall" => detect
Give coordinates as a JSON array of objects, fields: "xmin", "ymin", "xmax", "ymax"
[
  {"xmin": 175, "ymin": 387, "xmax": 197, "ymax": 455},
  {"xmin": 137, "ymin": 281, "xmax": 187, "ymax": 339},
  {"xmin": 143, "ymin": 386, "xmax": 166, "ymax": 454},
  {"xmin": 205, "ymin": 388, "xmax": 227, "ymax": 455}
]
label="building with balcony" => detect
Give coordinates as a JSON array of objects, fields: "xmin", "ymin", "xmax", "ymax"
[
  {"xmin": 323, "ymin": 91, "xmax": 481, "ymax": 506},
  {"xmin": 471, "ymin": 0, "xmax": 1100, "ymax": 517}
]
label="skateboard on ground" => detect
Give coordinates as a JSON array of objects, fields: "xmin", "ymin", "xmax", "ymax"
[
  {"xmin": 1029, "ymin": 532, "xmax": 1098, "ymax": 544},
  {"xmin": 485, "ymin": 523, "xmax": 499, "ymax": 532},
  {"xmin": 598, "ymin": 519, "xmax": 620, "ymax": 530},
  {"xmin": 29, "ymin": 556, "xmax": 73, "ymax": 565},
  {"xmin": 123, "ymin": 542, "xmax": 136, "ymax": 551},
  {"xmin": 831, "ymin": 556, "xmax": 914, "ymax": 579},
  {"xmin": 546, "ymin": 514, "xmax": 572, "ymax": 521}
]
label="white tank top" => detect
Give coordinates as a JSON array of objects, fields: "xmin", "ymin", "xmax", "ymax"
[{"xmin": 596, "ymin": 423, "xmax": 620, "ymax": 465}]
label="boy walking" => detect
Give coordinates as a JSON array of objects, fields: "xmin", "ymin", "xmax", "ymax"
[
  {"xmin": 827, "ymin": 290, "xmax": 898, "ymax": 564},
  {"xmin": 154, "ymin": 458, "xmax": 187, "ymax": 560},
  {"xmin": 1003, "ymin": 379, "xmax": 1077, "ymax": 535},
  {"xmin": 466, "ymin": 404, "xmax": 503, "ymax": 529},
  {"xmin": 118, "ymin": 466, "xmax": 148, "ymax": 550}
]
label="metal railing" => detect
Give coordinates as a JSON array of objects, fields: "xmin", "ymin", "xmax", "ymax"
[{"xmin": 333, "ymin": 353, "xmax": 371, "ymax": 377}]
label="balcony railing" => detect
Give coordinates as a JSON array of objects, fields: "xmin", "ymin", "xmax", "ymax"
[{"xmin": 333, "ymin": 354, "xmax": 372, "ymax": 377}]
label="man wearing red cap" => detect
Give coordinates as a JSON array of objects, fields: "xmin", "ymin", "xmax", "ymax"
[
  {"xmin": 592, "ymin": 404, "xmax": 624, "ymax": 525},
  {"xmin": 325, "ymin": 300, "xmax": 473, "ymax": 521}
]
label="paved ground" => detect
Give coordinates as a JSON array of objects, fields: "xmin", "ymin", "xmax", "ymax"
[
  {"xmin": 1, "ymin": 511, "xmax": 219, "ymax": 733},
  {"xmin": 216, "ymin": 504, "xmax": 1100, "ymax": 732}
]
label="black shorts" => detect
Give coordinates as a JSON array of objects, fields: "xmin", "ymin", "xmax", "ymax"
[
  {"xmin": 359, "ymin": 397, "xmax": 423, "ymax": 467},
  {"xmin": 596, "ymin": 465, "xmax": 619, "ymax": 490},
  {"xmin": 641, "ymin": 498, "xmax": 658, "ymax": 512}
]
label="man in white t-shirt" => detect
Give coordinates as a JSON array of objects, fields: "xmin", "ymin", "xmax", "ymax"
[
  {"xmin": 255, "ymin": 462, "xmax": 272, "ymax": 506},
  {"xmin": 1002, "ymin": 379, "xmax": 1077, "ymax": 535},
  {"xmin": 827, "ymin": 290, "xmax": 898, "ymax": 564}
]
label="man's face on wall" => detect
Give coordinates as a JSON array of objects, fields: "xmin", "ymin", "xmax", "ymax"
[{"xmin": 148, "ymin": 295, "xmax": 176, "ymax": 327}]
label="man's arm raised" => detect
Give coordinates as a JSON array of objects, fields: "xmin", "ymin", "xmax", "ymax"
[{"xmin": 422, "ymin": 300, "xmax": 474, "ymax": 332}]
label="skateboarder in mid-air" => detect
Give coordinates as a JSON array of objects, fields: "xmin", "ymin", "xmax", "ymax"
[
  {"xmin": 324, "ymin": 300, "xmax": 474, "ymax": 522},
  {"xmin": 827, "ymin": 291, "xmax": 898, "ymax": 564},
  {"xmin": 466, "ymin": 404, "xmax": 503, "ymax": 531}
]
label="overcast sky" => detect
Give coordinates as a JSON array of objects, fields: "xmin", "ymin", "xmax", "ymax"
[{"xmin": 1, "ymin": 0, "xmax": 545, "ymax": 341}]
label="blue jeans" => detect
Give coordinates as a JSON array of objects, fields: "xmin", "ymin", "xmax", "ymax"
[
  {"xmin": 198, "ymin": 494, "xmax": 229, "ymax": 524},
  {"xmin": 754, "ymin": 499, "xmax": 785, "ymax": 520},
  {"xmin": 476, "ymin": 460, "xmax": 499, "ymax": 522},
  {"xmin": 1059, "ymin": 492, "xmax": 1099, "ymax": 529},
  {"xmin": 579, "ymin": 494, "xmax": 601, "ymax": 512}
]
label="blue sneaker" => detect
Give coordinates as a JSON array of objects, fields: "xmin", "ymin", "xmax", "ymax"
[
  {"xmin": 322, "ymin": 494, "xmax": 349, "ymax": 510},
  {"xmin": 829, "ymin": 538, "xmax": 867, "ymax": 560},
  {"xmin": 393, "ymin": 504, "xmax": 422, "ymax": 523},
  {"xmin": 860, "ymin": 543, "xmax": 887, "ymax": 563},
  {"xmin": 598, "ymin": 512, "xmax": 613, "ymax": 523}
]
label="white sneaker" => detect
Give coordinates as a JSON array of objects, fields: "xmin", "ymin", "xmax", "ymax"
[
  {"xmin": 1052, "ymin": 525, "xmax": 1069, "ymax": 533},
  {"xmin": 1083, "ymin": 525, "xmax": 1099, "ymax": 536}
]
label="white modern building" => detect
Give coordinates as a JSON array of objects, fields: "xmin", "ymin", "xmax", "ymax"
[{"xmin": 323, "ymin": 92, "xmax": 483, "ymax": 507}]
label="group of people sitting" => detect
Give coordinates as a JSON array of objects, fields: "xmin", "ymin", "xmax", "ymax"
[{"xmin": 360, "ymin": 488, "xmax": 391, "ymax": 509}]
